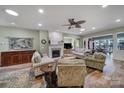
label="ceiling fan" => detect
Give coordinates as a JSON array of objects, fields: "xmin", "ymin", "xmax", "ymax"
[{"xmin": 62, "ymin": 18, "xmax": 86, "ymax": 30}]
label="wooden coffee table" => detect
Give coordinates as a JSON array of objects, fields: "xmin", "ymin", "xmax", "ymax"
[{"xmin": 41, "ymin": 63, "xmax": 57, "ymax": 88}]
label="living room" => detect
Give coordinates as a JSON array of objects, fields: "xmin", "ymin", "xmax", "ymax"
[{"xmin": 0, "ymin": 4, "xmax": 124, "ymax": 89}]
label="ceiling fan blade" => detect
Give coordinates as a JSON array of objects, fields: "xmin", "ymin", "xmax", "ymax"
[
  {"xmin": 68, "ymin": 19, "xmax": 75, "ymax": 24},
  {"xmin": 62, "ymin": 19, "xmax": 85, "ymax": 30},
  {"xmin": 62, "ymin": 24, "xmax": 70, "ymax": 26},
  {"xmin": 77, "ymin": 20, "xmax": 86, "ymax": 24},
  {"xmin": 75, "ymin": 24, "xmax": 81, "ymax": 28}
]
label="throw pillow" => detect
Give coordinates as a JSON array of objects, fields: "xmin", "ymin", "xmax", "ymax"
[
  {"xmin": 32, "ymin": 51, "xmax": 42, "ymax": 63},
  {"xmin": 93, "ymin": 52, "xmax": 106, "ymax": 60}
]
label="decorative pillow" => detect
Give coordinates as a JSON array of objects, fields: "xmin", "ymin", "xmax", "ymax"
[
  {"xmin": 32, "ymin": 51, "xmax": 42, "ymax": 63},
  {"xmin": 39, "ymin": 52, "xmax": 43, "ymax": 57},
  {"xmin": 93, "ymin": 52, "xmax": 106, "ymax": 60},
  {"xmin": 34, "ymin": 56, "xmax": 41, "ymax": 63}
]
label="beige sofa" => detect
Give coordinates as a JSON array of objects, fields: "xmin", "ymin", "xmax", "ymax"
[
  {"xmin": 57, "ymin": 58, "xmax": 87, "ymax": 87},
  {"xmin": 84, "ymin": 52, "xmax": 106, "ymax": 71},
  {"xmin": 72, "ymin": 48, "xmax": 92, "ymax": 59}
]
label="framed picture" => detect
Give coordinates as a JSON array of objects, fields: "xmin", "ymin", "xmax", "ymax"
[{"xmin": 8, "ymin": 37, "xmax": 33, "ymax": 50}]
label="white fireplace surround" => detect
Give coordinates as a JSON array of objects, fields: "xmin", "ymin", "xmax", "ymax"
[{"xmin": 49, "ymin": 44, "xmax": 64, "ymax": 58}]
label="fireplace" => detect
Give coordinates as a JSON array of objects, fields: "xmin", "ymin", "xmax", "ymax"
[
  {"xmin": 49, "ymin": 44, "xmax": 64, "ymax": 58},
  {"xmin": 52, "ymin": 49, "xmax": 60, "ymax": 58}
]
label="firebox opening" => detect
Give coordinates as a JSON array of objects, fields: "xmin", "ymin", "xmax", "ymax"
[{"xmin": 52, "ymin": 50, "xmax": 60, "ymax": 58}]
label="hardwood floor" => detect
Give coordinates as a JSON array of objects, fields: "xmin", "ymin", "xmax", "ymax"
[{"xmin": 84, "ymin": 54, "xmax": 124, "ymax": 88}]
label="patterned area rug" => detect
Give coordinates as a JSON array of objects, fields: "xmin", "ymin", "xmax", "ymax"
[
  {"xmin": 0, "ymin": 67, "xmax": 46, "ymax": 88},
  {"xmin": 0, "ymin": 68, "xmax": 32, "ymax": 88}
]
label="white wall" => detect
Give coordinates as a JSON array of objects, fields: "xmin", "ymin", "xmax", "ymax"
[
  {"xmin": 63, "ymin": 33, "xmax": 83, "ymax": 48},
  {"xmin": 82, "ymin": 27, "xmax": 124, "ymax": 61},
  {"xmin": 64, "ymin": 37, "xmax": 80, "ymax": 49},
  {"xmin": 83, "ymin": 38, "xmax": 89, "ymax": 50},
  {"xmin": 39, "ymin": 30, "xmax": 49, "ymax": 54},
  {"xmin": 49, "ymin": 32, "xmax": 63, "ymax": 45},
  {"xmin": 64, "ymin": 38, "xmax": 72, "ymax": 43},
  {"xmin": 0, "ymin": 26, "xmax": 40, "ymax": 52}
]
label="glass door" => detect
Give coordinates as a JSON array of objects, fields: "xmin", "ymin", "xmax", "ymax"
[
  {"xmin": 117, "ymin": 33, "xmax": 124, "ymax": 50},
  {"xmin": 93, "ymin": 35, "xmax": 113, "ymax": 54}
]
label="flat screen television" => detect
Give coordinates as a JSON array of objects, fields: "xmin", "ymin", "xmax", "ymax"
[{"xmin": 64, "ymin": 43, "xmax": 72, "ymax": 49}]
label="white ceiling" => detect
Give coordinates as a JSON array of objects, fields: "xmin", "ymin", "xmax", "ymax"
[{"xmin": 0, "ymin": 5, "xmax": 124, "ymax": 35}]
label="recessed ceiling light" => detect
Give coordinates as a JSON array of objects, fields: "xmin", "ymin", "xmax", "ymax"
[
  {"xmin": 80, "ymin": 28, "xmax": 85, "ymax": 31},
  {"xmin": 11, "ymin": 22, "xmax": 15, "ymax": 25},
  {"xmin": 38, "ymin": 23, "xmax": 42, "ymax": 27},
  {"xmin": 5, "ymin": 9, "xmax": 19, "ymax": 16},
  {"xmin": 116, "ymin": 19, "xmax": 121, "ymax": 23},
  {"xmin": 92, "ymin": 27, "xmax": 96, "ymax": 30},
  {"xmin": 102, "ymin": 5, "xmax": 108, "ymax": 8},
  {"xmin": 38, "ymin": 9, "xmax": 44, "ymax": 14}
]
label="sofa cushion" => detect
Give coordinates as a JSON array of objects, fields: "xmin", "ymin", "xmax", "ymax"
[
  {"xmin": 85, "ymin": 57, "xmax": 105, "ymax": 63},
  {"xmin": 75, "ymin": 48, "xmax": 84, "ymax": 53},
  {"xmin": 93, "ymin": 52, "xmax": 106, "ymax": 60}
]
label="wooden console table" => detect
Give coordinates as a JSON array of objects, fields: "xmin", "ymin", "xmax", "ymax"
[{"xmin": 0, "ymin": 50, "xmax": 35, "ymax": 67}]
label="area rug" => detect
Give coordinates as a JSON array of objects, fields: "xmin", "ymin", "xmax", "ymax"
[
  {"xmin": 0, "ymin": 67, "xmax": 46, "ymax": 88},
  {"xmin": 0, "ymin": 68, "xmax": 32, "ymax": 88}
]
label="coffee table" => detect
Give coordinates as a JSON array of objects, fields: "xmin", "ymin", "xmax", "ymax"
[{"xmin": 42, "ymin": 63, "xmax": 57, "ymax": 88}]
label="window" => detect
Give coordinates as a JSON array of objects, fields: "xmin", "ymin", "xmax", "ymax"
[
  {"xmin": 117, "ymin": 33, "xmax": 124, "ymax": 50},
  {"xmin": 93, "ymin": 35, "xmax": 113, "ymax": 53}
]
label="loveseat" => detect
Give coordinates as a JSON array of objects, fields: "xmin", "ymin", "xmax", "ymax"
[{"xmin": 84, "ymin": 52, "xmax": 106, "ymax": 71}]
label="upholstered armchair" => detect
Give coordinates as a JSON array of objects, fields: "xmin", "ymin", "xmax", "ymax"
[
  {"xmin": 57, "ymin": 58, "xmax": 87, "ymax": 87},
  {"xmin": 84, "ymin": 52, "xmax": 106, "ymax": 71}
]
